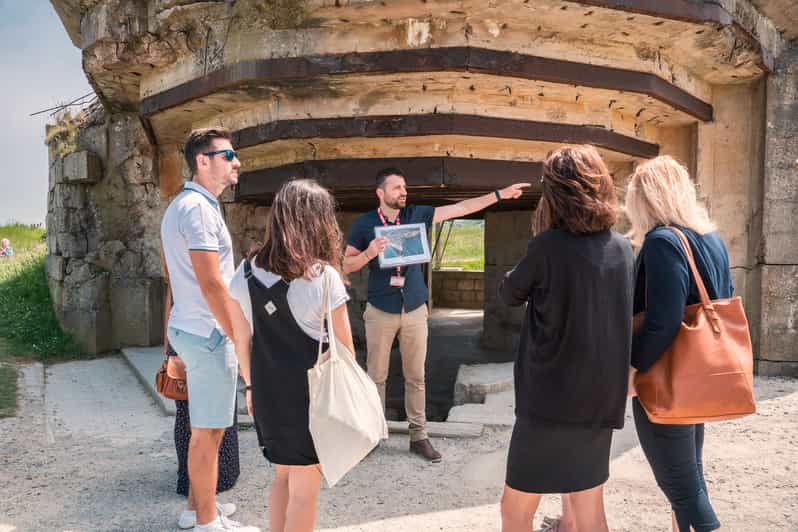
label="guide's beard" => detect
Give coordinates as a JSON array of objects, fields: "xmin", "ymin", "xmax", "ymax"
[{"xmin": 385, "ymin": 197, "xmax": 406, "ymax": 210}]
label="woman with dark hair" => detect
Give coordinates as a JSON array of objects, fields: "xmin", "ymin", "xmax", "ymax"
[
  {"xmin": 228, "ymin": 179, "xmax": 353, "ymax": 532},
  {"xmin": 499, "ymin": 145, "xmax": 634, "ymax": 532}
]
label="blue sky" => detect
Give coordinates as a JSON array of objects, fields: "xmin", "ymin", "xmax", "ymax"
[{"xmin": 0, "ymin": 0, "xmax": 91, "ymax": 225}]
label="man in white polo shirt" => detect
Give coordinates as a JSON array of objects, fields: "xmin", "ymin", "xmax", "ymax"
[{"xmin": 161, "ymin": 128, "xmax": 259, "ymax": 532}]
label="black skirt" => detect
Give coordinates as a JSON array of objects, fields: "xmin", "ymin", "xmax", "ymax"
[{"xmin": 505, "ymin": 417, "xmax": 612, "ymax": 494}]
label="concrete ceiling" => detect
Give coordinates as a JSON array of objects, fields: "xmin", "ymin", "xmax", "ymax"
[{"xmin": 750, "ymin": 0, "xmax": 798, "ymax": 41}]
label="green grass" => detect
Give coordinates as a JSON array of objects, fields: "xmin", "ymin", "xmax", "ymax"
[
  {"xmin": 433, "ymin": 220, "xmax": 485, "ymax": 271},
  {"xmin": 0, "ymin": 223, "xmax": 82, "ymax": 417}
]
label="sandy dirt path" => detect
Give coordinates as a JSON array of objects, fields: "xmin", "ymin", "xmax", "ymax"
[{"xmin": 0, "ymin": 357, "xmax": 796, "ymax": 531}]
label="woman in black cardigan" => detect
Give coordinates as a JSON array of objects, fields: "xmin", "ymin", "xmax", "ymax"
[
  {"xmin": 625, "ymin": 156, "xmax": 731, "ymax": 532},
  {"xmin": 499, "ymin": 145, "xmax": 634, "ymax": 532}
]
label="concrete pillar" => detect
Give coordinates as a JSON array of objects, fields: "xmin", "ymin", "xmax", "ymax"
[
  {"xmin": 482, "ymin": 210, "xmax": 532, "ymax": 354},
  {"xmin": 757, "ymin": 43, "xmax": 798, "ymax": 376},
  {"xmin": 695, "ymin": 80, "xmax": 767, "ymax": 359},
  {"xmin": 159, "ymin": 144, "xmax": 184, "ymax": 199}
]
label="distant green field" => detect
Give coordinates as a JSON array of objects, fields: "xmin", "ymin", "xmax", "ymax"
[
  {"xmin": 0, "ymin": 223, "xmax": 81, "ymax": 417},
  {"xmin": 433, "ymin": 220, "xmax": 484, "ymax": 271}
]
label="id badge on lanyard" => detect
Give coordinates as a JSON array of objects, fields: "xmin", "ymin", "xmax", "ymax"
[{"xmin": 378, "ymin": 208, "xmax": 405, "ymax": 288}]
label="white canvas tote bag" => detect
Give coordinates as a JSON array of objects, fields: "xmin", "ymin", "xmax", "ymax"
[{"xmin": 308, "ymin": 269, "xmax": 388, "ymax": 487}]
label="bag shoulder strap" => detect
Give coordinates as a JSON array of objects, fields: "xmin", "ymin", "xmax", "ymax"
[
  {"xmin": 315, "ymin": 266, "xmax": 339, "ymax": 365},
  {"xmin": 666, "ymin": 226, "xmax": 721, "ymax": 333}
]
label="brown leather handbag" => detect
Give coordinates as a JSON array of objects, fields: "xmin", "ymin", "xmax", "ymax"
[
  {"xmin": 634, "ymin": 226, "xmax": 756, "ymax": 424},
  {"xmin": 155, "ymin": 353, "xmax": 188, "ymax": 401}
]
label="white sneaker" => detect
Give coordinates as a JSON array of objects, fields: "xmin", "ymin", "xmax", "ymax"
[
  {"xmin": 178, "ymin": 502, "xmax": 237, "ymax": 529},
  {"xmin": 193, "ymin": 514, "xmax": 261, "ymax": 532}
]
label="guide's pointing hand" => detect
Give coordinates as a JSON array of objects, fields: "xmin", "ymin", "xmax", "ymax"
[{"xmin": 500, "ymin": 183, "xmax": 532, "ymax": 200}]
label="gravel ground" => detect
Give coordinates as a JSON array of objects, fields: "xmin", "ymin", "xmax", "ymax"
[{"xmin": 0, "ymin": 357, "xmax": 796, "ymax": 532}]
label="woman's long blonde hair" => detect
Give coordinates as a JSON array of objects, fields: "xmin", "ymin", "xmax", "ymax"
[{"xmin": 624, "ymin": 155, "xmax": 716, "ymax": 247}]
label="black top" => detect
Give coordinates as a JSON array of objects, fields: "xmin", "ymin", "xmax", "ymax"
[
  {"xmin": 632, "ymin": 225, "xmax": 733, "ymax": 372},
  {"xmin": 244, "ymin": 261, "xmax": 323, "ymax": 465},
  {"xmin": 500, "ymin": 229, "xmax": 634, "ymax": 429},
  {"xmin": 346, "ymin": 204, "xmax": 435, "ymax": 313}
]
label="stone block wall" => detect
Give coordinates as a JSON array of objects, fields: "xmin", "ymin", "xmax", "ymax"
[
  {"xmin": 45, "ymin": 108, "xmax": 164, "ymax": 353},
  {"xmin": 482, "ymin": 211, "xmax": 533, "ymax": 352},
  {"xmin": 431, "ymin": 270, "xmax": 484, "ymax": 309},
  {"xmin": 757, "ymin": 42, "xmax": 798, "ymax": 376}
]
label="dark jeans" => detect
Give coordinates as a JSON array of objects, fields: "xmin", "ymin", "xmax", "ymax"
[{"xmin": 633, "ymin": 398, "xmax": 720, "ymax": 532}]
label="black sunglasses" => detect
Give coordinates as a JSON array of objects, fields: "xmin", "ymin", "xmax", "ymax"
[{"xmin": 203, "ymin": 149, "xmax": 238, "ymax": 162}]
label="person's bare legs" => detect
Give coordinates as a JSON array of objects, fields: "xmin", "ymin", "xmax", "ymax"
[
  {"xmin": 501, "ymin": 484, "xmax": 543, "ymax": 532},
  {"xmin": 568, "ymin": 484, "xmax": 610, "ymax": 532},
  {"xmin": 558, "ymin": 494, "xmax": 577, "ymax": 532},
  {"xmin": 284, "ymin": 465, "xmax": 323, "ymax": 532},
  {"xmin": 269, "ymin": 466, "xmax": 291, "ymax": 532},
  {"xmin": 187, "ymin": 486, "xmax": 196, "ymax": 512},
  {"xmin": 189, "ymin": 427, "xmax": 225, "ymax": 525}
]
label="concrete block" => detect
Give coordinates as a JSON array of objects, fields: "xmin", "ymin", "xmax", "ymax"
[
  {"xmin": 57, "ymin": 232, "xmax": 88, "ymax": 259},
  {"xmin": 447, "ymin": 403, "xmax": 515, "ymax": 427},
  {"xmin": 64, "ymin": 151, "xmax": 102, "ymax": 184},
  {"xmin": 60, "ymin": 307, "xmax": 114, "ymax": 354},
  {"xmin": 108, "ymin": 114, "xmax": 151, "ymax": 169},
  {"xmin": 453, "ymin": 362, "xmax": 514, "ymax": 405},
  {"xmin": 45, "ymin": 255, "xmax": 66, "ymax": 281},
  {"xmin": 77, "ymin": 121, "xmax": 109, "ymax": 163},
  {"xmin": 757, "ymin": 360, "xmax": 798, "ymax": 377},
  {"xmin": 484, "ymin": 389, "xmax": 515, "ymax": 410},
  {"xmin": 53, "ymin": 184, "xmax": 87, "ymax": 210},
  {"xmin": 386, "ymin": 420, "xmax": 483, "ymax": 438},
  {"xmin": 78, "ymin": 274, "xmax": 111, "ymax": 312},
  {"xmin": 758, "ymin": 265, "xmax": 798, "ymax": 364},
  {"xmin": 457, "ymin": 279, "xmax": 475, "ymax": 290},
  {"xmin": 110, "ymin": 277, "xmax": 166, "ymax": 347},
  {"xmin": 761, "ymin": 199, "xmax": 798, "ymax": 264},
  {"xmin": 119, "ymin": 154, "xmax": 155, "ymax": 185},
  {"xmin": 49, "ymin": 158, "xmax": 64, "ymax": 190}
]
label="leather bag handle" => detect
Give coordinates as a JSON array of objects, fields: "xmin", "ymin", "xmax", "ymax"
[{"xmin": 666, "ymin": 226, "xmax": 722, "ymax": 334}]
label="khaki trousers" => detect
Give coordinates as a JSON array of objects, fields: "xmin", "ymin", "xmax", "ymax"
[{"xmin": 363, "ymin": 303, "xmax": 429, "ymax": 441}]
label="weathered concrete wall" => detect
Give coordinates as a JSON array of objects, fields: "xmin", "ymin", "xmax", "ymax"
[
  {"xmin": 483, "ymin": 211, "xmax": 532, "ymax": 353},
  {"xmin": 757, "ymin": 42, "xmax": 798, "ymax": 376},
  {"xmin": 338, "ymin": 211, "xmax": 370, "ymax": 347},
  {"xmin": 45, "ymin": 108, "xmax": 164, "ymax": 353},
  {"xmin": 431, "ymin": 270, "xmax": 485, "ymax": 310}
]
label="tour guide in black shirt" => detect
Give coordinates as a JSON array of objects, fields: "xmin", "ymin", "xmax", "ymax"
[{"xmin": 344, "ymin": 167, "xmax": 529, "ymax": 461}]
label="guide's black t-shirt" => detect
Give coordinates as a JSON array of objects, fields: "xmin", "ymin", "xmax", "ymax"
[{"xmin": 347, "ymin": 204, "xmax": 435, "ymax": 314}]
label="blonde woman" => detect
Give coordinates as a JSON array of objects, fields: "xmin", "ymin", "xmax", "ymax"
[{"xmin": 625, "ymin": 156, "xmax": 732, "ymax": 532}]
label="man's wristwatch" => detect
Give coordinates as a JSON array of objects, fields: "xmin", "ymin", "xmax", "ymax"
[{"xmin": 495, "ymin": 190, "xmax": 502, "ymax": 202}]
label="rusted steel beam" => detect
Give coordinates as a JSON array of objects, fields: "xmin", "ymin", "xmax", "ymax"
[
  {"xmin": 235, "ymin": 157, "xmax": 544, "ymax": 209},
  {"xmin": 232, "ymin": 114, "xmax": 659, "ymax": 159},
  {"xmin": 140, "ymin": 47, "xmax": 712, "ymax": 121}
]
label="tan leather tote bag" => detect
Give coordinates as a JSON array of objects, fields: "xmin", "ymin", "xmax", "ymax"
[{"xmin": 634, "ymin": 227, "xmax": 756, "ymax": 424}]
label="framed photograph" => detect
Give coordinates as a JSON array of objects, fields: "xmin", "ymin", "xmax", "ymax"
[{"xmin": 374, "ymin": 222, "xmax": 431, "ymax": 269}]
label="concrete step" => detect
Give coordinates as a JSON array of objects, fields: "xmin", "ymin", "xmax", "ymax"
[
  {"xmin": 484, "ymin": 389, "xmax": 515, "ymax": 410},
  {"xmin": 387, "ymin": 420, "xmax": 483, "ymax": 438},
  {"xmin": 121, "ymin": 346, "xmax": 248, "ymax": 417},
  {"xmin": 122, "ymin": 346, "xmax": 484, "ymax": 438},
  {"xmin": 452, "ymin": 362, "xmax": 514, "ymax": 405},
  {"xmin": 447, "ymin": 403, "xmax": 515, "ymax": 427}
]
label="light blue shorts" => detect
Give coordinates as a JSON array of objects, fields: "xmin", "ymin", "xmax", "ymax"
[{"xmin": 167, "ymin": 326, "xmax": 238, "ymax": 429}]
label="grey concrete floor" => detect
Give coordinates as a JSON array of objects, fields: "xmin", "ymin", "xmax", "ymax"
[{"xmin": 378, "ymin": 308, "xmax": 513, "ymax": 421}]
